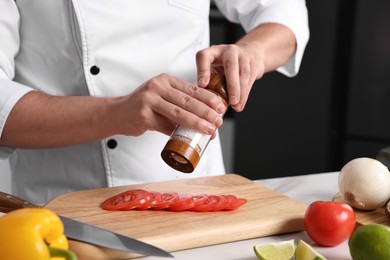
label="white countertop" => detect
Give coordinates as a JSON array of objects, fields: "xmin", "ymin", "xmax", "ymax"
[{"xmin": 142, "ymin": 171, "xmax": 352, "ymax": 260}]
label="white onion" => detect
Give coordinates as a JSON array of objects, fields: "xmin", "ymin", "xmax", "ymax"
[{"xmin": 338, "ymin": 157, "xmax": 390, "ymax": 210}]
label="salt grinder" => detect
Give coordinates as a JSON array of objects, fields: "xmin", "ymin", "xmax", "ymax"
[{"xmin": 161, "ymin": 73, "xmax": 229, "ymax": 173}]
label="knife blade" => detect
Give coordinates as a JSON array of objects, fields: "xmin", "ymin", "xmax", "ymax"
[
  {"xmin": 60, "ymin": 215, "xmax": 172, "ymax": 257},
  {"xmin": 0, "ymin": 191, "xmax": 172, "ymax": 258}
]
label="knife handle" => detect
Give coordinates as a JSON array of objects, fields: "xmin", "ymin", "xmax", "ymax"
[{"xmin": 0, "ymin": 191, "xmax": 40, "ymax": 213}]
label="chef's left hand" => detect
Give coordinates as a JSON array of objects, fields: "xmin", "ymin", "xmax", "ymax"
[
  {"xmin": 195, "ymin": 23, "xmax": 296, "ymax": 112},
  {"xmin": 196, "ymin": 43, "xmax": 263, "ymax": 112}
]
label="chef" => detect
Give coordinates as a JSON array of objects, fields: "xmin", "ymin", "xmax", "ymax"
[{"xmin": 0, "ymin": 0, "xmax": 309, "ymax": 204}]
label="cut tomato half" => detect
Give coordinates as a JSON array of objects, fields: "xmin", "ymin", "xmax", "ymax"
[{"xmin": 101, "ymin": 189, "xmax": 151, "ymax": 211}]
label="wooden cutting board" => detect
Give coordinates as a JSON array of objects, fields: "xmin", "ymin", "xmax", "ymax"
[
  {"xmin": 355, "ymin": 208, "xmax": 390, "ymax": 226},
  {"xmin": 45, "ymin": 174, "xmax": 308, "ymax": 259},
  {"xmin": 333, "ymin": 192, "xmax": 390, "ymax": 226}
]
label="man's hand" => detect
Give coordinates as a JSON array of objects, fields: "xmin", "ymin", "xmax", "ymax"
[
  {"xmin": 196, "ymin": 22, "xmax": 296, "ymax": 112},
  {"xmin": 117, "ymin": 73, "xmax": 226, "ymax": 137}
]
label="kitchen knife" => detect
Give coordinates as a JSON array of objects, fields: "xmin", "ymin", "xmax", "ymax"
[{"xmin": 0, "ymin": 191, "xmax": 173, "ymax": 258}]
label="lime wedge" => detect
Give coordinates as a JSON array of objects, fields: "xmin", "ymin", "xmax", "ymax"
[
  {"xmin": 253, "ymin": 239, "xmax": 295, "ymax": 260},
  {"xmin": 295, "ymin": 240, "xmax": 326, "ymax": 260}
]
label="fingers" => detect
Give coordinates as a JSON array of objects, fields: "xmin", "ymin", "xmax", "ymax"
[
  {"xmin": 231, "ymin": 56, "xmax": 256, "ymax": 112},
  {"xmin": 234, "ymin": 54, "xmax": 251, "ymax": 111},
  {"xmin": 197, "ymin": 45, "xmax": 241, "ymax": 106},
  {"xmin": 196, "ymin": 44, "xmax": 262, "ymax": 112},
  {"xmin": 145, "ymin": 74, "xmax": 225, "ymax": 135},
  {"xmin": 156, "ymin": 90, "xmax": 224, "ymax": 135},
  {"xmin": 196, "ymin": 48, "xmax": 214, "ymax": 88},
  {"xmin": 220, "ymin": 46, "xmax": 241, "ymax": 107}
]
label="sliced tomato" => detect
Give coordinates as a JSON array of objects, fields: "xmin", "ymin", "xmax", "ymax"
[
  {"xmin": 148, "ymin": 192, "xmax": 163, "ymax": 209},
  {"xmin": 168, "ymin": 194, "xmax": 194, "ymax": 212},
  {"xmin": 190, "ymin": 195, "xmax": 219, "ymax": 212},
  {"xmin": 221, "ymin": 195, "xmax": 237, "ymax": 210},
  {"xmin": 224, "ymin": 195, "xmax": 237, "ymax": 202},
  {"xmin": 152, "ymin": 192, "xmax": 180, "ymax": 210},
  {"xmin": 223, "ymin": 198, "xmax": 247, "ymax": 210},
  {"xmin": 136, "ymin": 192, "xmax": 162, "ymax": 210},
  {"xmin": 101, "ymin": 189, "xmax": 247, "ymax": 212},
  {"xmin": 192, "ymin": 194, "xmax": 209, "ymax": 207},
  {"xmin": 209, "ymin": 195, "xmax": 230, "ymax": 211},
  {"xmin": 101, "ymin": 189, "xmax": 151, "ymax": 211},
  {"xmin": 134, "ymin": 202, "xmax": 151, "ymax": 210}
]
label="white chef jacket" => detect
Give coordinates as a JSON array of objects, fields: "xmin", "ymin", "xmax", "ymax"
[{"xmin": 0, "ymin": 0, "xmax": 309, "ymax": 204}]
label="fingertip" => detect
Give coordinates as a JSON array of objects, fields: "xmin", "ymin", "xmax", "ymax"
[
  {"xmin": 232, "ymin": 103, "xmax": 244, "ymax": 112},
  {"xmin": 214, "ymin": 116, "xmax": 223, "ymax": 128},
  {"xmin": 197, "ymin": 73, "xmax": 210, "ymax": 88},
  {"xmin": 197, "ymin": 77, "xmax": 206, "ymax": 88},
  {"xmin": 205, "ymin": 122, "xmax": 217, "ymax": 135},
  {"xmin": 229, "ymin": 95, "xmax": 239, "ymax": 106}
]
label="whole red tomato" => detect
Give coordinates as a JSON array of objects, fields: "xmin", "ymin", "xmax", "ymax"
[{"xmin": 304, "ymin": 201, "xmax": 356, "ymax": 247}]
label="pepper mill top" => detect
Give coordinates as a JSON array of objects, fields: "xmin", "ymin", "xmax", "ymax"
[{"xmin": 206, "ymin": 73, "xmax": 229, "ymax": 105}]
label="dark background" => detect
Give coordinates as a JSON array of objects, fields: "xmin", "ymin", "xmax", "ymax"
[{"xmin": 210, "ymin": 0, "xmax": 390, "ymax": 180}]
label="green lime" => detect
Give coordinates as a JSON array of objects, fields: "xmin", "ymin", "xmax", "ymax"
[
  {"xmin": 349, "ymin": 224, "xmax": 390, "ymax": 260},
  {"xmin": 253, "ymin": 239, "xmax": 295, "ymax": 260},
  {"xmin": 295, "ymin": 240, "xmax": 326, "ymax": 260}
]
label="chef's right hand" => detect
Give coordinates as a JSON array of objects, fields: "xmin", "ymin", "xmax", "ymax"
[{"xmin": 117, "ymin": 73, "xmax": 225, "ymax": 137}]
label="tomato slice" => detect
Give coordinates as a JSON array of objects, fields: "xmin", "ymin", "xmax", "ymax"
[
  {"xmin": 136, "ymin": 192, "xmax": 162, "ymax": 210},
  {"xmin": 221, "ymin": 195, "xmax": 237, "ymax": 210},
  {"xmin": 223, "ymin": 198, "xmax": 247, "ymax": 210},
  {"xmin": 101, "ymin": 190, "xmax": 247, "ymax": 212},
  {"xmin": 168, "ymin": 194, "xmax": 194, "ymax": 212},
  {"xmin": 153, "ymin": 192, "xmax": 180, "ymax": 210},
  {"xmin": 190, "ymin": 195, "xmax": 219, "ymax": 212},
  {"xmin": 192, "ymin": 194, "xmax": 209, "ymax": 207},
  {"xmin": 101, "ymin": 189, "xmax": 151, "ymax": 211},
  {"xmin": 209, "ymin": 195, "xmax": 230, "ymax": 211},
  {"xmin": 148, "ymin": 192, "xmax": 163, "ymax": 209}
]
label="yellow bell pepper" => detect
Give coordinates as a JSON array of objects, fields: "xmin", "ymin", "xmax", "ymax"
[{"xmin": 0, "ymin": 208, "xmax": 77, "ymax": 260}]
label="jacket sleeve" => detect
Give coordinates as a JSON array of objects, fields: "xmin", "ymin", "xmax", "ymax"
[
  {"xmin": 214, "ymin": 0, "xmax": 310, "ymax": 77},
  {"xmin": 0, "ymin": 0, "xmax": 34, "ymax": 158}
]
